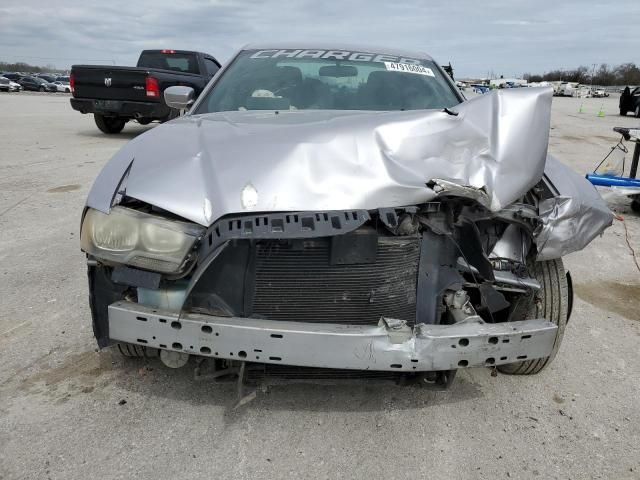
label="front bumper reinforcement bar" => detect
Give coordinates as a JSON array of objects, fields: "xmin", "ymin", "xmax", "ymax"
[{"xmin": 108, "ymin": 301, "xmax": 558, "ymax": 371}]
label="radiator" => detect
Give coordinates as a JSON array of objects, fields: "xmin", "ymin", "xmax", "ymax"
[{"xmin": 251, "ymin": 236, "xmax": 419, "ymax": 325}]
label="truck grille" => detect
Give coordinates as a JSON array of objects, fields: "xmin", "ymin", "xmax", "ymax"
[{"xmin": 251, "ymin": 236, "xmax": 419, "ymax": 325}]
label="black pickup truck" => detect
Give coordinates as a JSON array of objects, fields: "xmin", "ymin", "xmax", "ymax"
[{"xmin": 70, "ymin": 50, "xmax": 220, "ymax": 133}]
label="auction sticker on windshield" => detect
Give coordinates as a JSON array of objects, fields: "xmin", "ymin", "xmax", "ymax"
[{"xmin": 384, "ymin": 62, "xmax": 435, "ymax": 76}]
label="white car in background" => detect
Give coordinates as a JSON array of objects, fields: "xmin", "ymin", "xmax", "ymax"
[
  {"xmin": 53, "ymin": 81, "xmax": 71, "ymax": 93},
  {"xmin": 0, "ymin": 76, "xmax": 11, "ymax": 92},
  {"xmin": 0, "ymin": 76, "xmax": 21, "ymax": 92},
  {"xmin": 9, "ymin": 79, "xmax": 22, "ymax": 91}
]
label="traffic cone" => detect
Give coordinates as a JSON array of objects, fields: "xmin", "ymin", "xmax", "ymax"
[
  {"xmin": 578, "ymin": 103, "xmax": 584, "ymax": 113},
  {"xmin": 597, "ymin": 105, "xmax": 605, "ymax": 117}
]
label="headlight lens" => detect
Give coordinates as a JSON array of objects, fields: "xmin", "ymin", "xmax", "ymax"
[
  {"xmin": 139, "ymin": 222, "xmax": 191, "ymax": 253},
  {"xmin": 81, "ymin": 207, "xmax": 203, "ymax": 273},
  {"xmin": 92, "ymin": 213, "xmax": 139, "ymax": 251}
]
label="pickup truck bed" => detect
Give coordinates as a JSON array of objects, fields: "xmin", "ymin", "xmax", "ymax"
[{"xmin": 70, "ymin": 50, "xmax": 220, "ymax": 133}]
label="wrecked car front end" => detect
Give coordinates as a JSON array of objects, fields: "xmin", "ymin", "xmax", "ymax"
[
  {"xmin": 81, "ymin": 45, "xmax": 612, "ymax": 386},
  {"xmin": 101, "ymin": 205, "xmax": 559, "ymax": 373}
]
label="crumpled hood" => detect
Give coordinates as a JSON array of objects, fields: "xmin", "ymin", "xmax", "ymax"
[
  {"xmin": 86, "ymin": 87, "xmax": 612, "ymax": 259},
  {"xmin": 88, "ymin": 88, "xmax": 553, "ymax": 226}
]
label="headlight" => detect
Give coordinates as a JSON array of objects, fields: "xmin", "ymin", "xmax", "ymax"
[{"xmin": 81, "ymin": 207, "xmax": 204, "ymax": 274}]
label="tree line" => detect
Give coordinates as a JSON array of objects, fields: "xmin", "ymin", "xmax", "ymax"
[
  {"xmin": 0, "ymin": 61, "xmax": 59, "ymax": 73},
  {"xmin": 523, "ymin": 63, "xmax": 640, "ymax": 86}
]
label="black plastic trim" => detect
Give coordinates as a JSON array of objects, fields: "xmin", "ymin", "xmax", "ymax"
[{"xmin": 197, "ymin": 210, "xmax": 371, "ymax": 261}]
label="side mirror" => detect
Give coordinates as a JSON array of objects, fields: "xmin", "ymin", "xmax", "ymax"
[{"xmin": 164, "ymin": 86, "xmax": 195, "ymax": 110}]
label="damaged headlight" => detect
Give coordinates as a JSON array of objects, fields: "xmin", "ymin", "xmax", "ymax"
[{"xmin": 80, "ymin": 207, "xmax": 203, "ymax": 274}]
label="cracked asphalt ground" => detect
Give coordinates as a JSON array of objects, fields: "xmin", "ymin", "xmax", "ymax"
[{"xmin": 1, "ymin": 92, "xmax": 639, "ymax": 480}]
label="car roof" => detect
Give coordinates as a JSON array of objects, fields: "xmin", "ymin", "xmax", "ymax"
[{"xmin": 240, "ymin": 43, "xmax": 435, "ymax": 61}]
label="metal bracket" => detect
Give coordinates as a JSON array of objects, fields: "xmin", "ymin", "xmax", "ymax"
[{"xmin": 234, "ymin": 361, "xmax": 257, "ymax": 408}]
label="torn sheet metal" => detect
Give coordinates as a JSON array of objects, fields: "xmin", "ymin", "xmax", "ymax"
[
  {"xmin": 86, "ymin": 87, "xmax": 552, "ymax": 224},
  {"xmin": 536, "ymin": 156, "xmax": 614, "ymax": 260}
]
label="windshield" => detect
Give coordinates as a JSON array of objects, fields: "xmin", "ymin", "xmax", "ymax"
[{"xmin": 195, "ymin": 49, "xmax": 461, "ymax": 114}]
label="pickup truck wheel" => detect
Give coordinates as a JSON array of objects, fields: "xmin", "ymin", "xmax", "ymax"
[
  {"xmin": 116, "ymin": 343, "xmax": 158, "ymax": 358},
  {"xmin": 94, "ymin": 114, "xmax": 126, "ymax": 134},
  {"xmin": 497, "ymin": 258, "xmax": 568, "ymax": 375}
]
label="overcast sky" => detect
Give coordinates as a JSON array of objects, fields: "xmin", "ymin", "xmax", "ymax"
[{"xmin": 1, "ymin": 0, "xmax": 638, "ymax": 77}]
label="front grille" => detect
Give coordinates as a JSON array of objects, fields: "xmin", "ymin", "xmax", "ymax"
[{"xmin": 251, "ymin": 236, "xmax": 419, "ymax": 325}]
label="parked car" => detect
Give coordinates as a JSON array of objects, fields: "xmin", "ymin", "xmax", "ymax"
[
  {"xmin": 0, "ymin": 73, "xmax": 23, "ymax": 90},
  {"xmin": 619, "ymin": 86, "xmax": 640, "ymax": 117},
  {"xmin": 15, "ymin": 76, "xmax": 40, "ymax": 91},
  {"xmin": 8, "ymin": 80, "xmax": 22, "ymax": 92},
  {"xmin": 70, "ymin": 49, "xmax": 221, "ymax": 133},
  {"xmin": 0, "ymin": 76, "xmax": 11, "ymax": 92},
  {"xmin": 17, "ymin": 76, "xmax": 57, "ymax": 92},
  {"xmin": 80, "ymin": 44, "xmax": 612, "ymax": 392},
  {"xmin": 36, "ymin": 73, "xmax": 58, "ymax": 83},
  {"xmin": 471, "ymin": 84, "xmax": 490, "ymax": 94},
  {"xmin": 554, "ymin": 82, "xmax": 577, "ymax": 97},
  {"xmin": 53, "ymin": 81, "xmax": 71, "ymax": 93},
  {"xmin": 591, "ymin": 89, "xmax": 609, "ymax": 98},
  {"xmin": 2, "ymin": 72, "xmax": 22, "ymax": 82}
]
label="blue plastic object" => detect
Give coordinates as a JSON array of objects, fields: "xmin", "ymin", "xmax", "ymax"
[{"xmin": 585, "ymin": 173, "xmax": 640, "ymax": 188}]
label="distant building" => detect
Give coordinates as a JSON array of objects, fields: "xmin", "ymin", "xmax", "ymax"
[
  {"xmin": 489, "ymin": 78, "xmax": 528, "ymax": 88},
  {"xmin": 527, "ymin": 81, "xmax": 552, "ymax": 87}
]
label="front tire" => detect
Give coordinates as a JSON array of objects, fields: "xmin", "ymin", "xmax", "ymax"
[
  {"xmin": 116, "ymin": 343, "xmax": 158, "ymax": 358},
  {"xmin": 94, "ymin": 114, "xmax": 126, "ymax": 134},
  {"xmin": 620, "ymin": 109, "xmax": 627, "ymax": 116},
  {"xmin": 498, "ymin": 258, "xmax": 568, "ymax": 375},
  {"xmin": 39, "ymin": 86, "xmax": 45, "ymax": 92}
]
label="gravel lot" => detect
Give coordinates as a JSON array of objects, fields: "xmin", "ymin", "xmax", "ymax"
[{"xmin": 1, "ymin": 92, "xmax": 639, "ymax": 480}]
